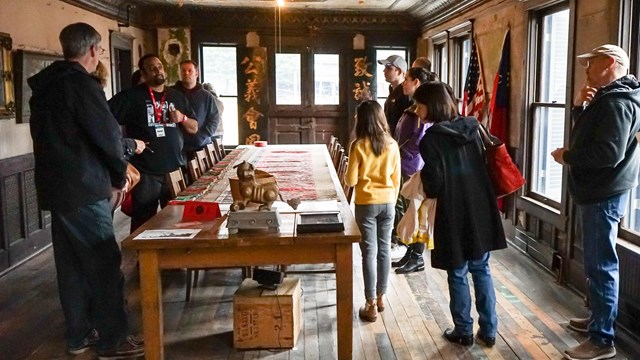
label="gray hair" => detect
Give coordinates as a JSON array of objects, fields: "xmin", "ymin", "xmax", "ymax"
[{"xmin": 59, "ymin": 23, "xmax": 101, "ymax": 59}]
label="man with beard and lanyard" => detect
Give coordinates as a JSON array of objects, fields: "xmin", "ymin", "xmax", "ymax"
[{"xmin": 109, "ymin": 54, "xmax": 198, "ymax": 232}]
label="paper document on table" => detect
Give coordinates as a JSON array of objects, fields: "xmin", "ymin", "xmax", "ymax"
[{"xmin": 134, "ymin": 229, "xmax": 201, "ymax": 240}]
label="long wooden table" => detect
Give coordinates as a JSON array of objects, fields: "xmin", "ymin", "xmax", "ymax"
[{"xmin": 122, "ymin": 144, "xmax": 360, "ymax": 359}]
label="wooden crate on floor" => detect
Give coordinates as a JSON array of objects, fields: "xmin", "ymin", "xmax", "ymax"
[{"xmin": 233, "ymin": 277, "xmax": 302, "ymax": 349}]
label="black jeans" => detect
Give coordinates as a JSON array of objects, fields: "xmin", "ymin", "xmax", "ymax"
[
  {"xmin": 51, "ymin": 199, "xmax": 129, "ymax": 351},
  {"xmin": 130, "ymin": 172, "xmax": 173, "ymax": 232}
]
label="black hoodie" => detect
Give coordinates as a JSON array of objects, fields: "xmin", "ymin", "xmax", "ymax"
[
  {"xmin": 565, "ymin": 75, "xmax": 640, "ymax": 204},
  {"xmin": 29, "ymin": 60, "xmax": 127, "ymax": 211}
]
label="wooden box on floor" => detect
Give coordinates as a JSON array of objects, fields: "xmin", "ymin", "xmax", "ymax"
[{"xmin": 233, "ymin": 277, "xmax": 302, "ymax": 349}]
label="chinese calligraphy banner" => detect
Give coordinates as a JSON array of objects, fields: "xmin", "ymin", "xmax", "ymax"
[
  {"xmin": 348, "ymin": 49, "xmax": 376, "ymax": 137},
  {"xmin": 237, "ymin": 47, "xmax": 269, "ymax": 145}
]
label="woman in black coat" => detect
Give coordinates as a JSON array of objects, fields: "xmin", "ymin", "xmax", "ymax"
[{"xmin": 413, "ymin": 82, "xmax": 506, "ymax": 348}]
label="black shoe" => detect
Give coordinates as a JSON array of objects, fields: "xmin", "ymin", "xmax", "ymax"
[
  {"xmin": 395, "ymin": 256, "xmax": 425, "ymax": 274},
  {"xmin": 68, "ymin": 329, "xmax": 99, "ymax": 355},
  {"xmin": 476, "ymin": 332, "xmax": 496, "ymax": 347},
  {"xmin": 392, "ymin": 247, "xmax": 412, "ymax": 267},
  {"xmin": 443, "ymin": 328, "xmax": 473, "ymax": 346}
]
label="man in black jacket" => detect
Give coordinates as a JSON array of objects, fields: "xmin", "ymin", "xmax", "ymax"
[
  {"xmin": 28, "ymin": 23, "xmax": 143, "ymax": 359},
  {"xmin": 552, "ymin": 44, "xmax": 640, "ymax": 360},
  {"xmin": 378, "ymin": 55, "xmax": 413, "ymax": 260}
]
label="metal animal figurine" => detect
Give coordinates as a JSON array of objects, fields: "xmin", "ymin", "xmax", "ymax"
[{"xmin": 231, "ymin": 161, "xmax": 279, "ymax": 211}]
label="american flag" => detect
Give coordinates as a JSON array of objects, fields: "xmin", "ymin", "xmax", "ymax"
[{"xmin": 462, "ymin": 36, "xmax": 487, "ymax": 124}]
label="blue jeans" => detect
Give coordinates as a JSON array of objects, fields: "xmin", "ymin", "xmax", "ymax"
[
  {"xmin": 51, "ymin": 199, "xmax": 129, "ymax": 351},
  {"xmin": 355, "ymin": 203, "xmax": 395, "ymax": 300},
  {"xmin": 447, "ymin": 252, "xmax": 497, "ymax": 337},
  {"xmin": 578, "ymin": 191, "xmax": 629, "ymax": 346}
]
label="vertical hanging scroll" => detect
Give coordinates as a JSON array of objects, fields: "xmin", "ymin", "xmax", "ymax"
[
  {"xmin": 347, "ymin": 49, "xmax": 376, "ymax": 137},
  {"xmin": 237, "ymin": 47, "xmax": 269, "ymax": 145}
]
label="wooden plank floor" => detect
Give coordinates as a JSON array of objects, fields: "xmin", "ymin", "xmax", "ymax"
[{"xmin": 0, "ymin": 211, "xmax": 634, "ymax": 359}]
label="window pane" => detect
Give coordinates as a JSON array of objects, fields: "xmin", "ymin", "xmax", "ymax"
[
  {"xmin": 539, "ymin": 9, "xmax": 569, "ymax": 103},
  {"xmin": 201, "ymin": 46, "xmax": 238, "ymax": 96},
  {"xmin": 219, "ymin": 97, "xmax": 238, "ymax": 146},
  {"xmin": 437, "ymin": 44, "xmax": 448, "ymax": 83},
  {"xmin": 531, "ymin": 106, "xmax": 564, "ymax": 202},
  {"xmin": 201, "ymin": 45, "xmax": 239, "ymax": 145},
  {"xmin": 376, "ymin": 49, "xmax": 406, "ymax": 108},
  {"xmin": 276, "ymin": 53, "xmax": 301, "ymax": 105},
  {"xmin": 460, "ymin": 38, "xmax": 471, "ymax": 98},
  {"xmin": 623, "ymin": 176, "xmax": 640, "ymax": 234},
  {"xmin": 314, "ymin": 54, "xmax": 339, "ymax": 105}
]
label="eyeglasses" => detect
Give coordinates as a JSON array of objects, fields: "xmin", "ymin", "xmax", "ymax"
[{"xmin": 94, "ymin": 45, "xmax": 105, "ymax": 56}]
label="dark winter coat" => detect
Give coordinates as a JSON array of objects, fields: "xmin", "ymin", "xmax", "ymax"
[
  {"xmin": 28, "ymin": 60, "xmax": 127, "ymax": 211},
  {"xmin": 419, "ymin": 116, "xmax": 507, "ymax": 270},
  {"xmin": 171, "ymin": 81, "xmax": 220, "ymax": 152},
  {"xmin": 564, "ymin": 75, "xmax": 640, "ymax": 204}
]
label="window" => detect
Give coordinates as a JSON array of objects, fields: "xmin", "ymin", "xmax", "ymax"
[
  {"xmin": 201, "ymin": 45, "xmax": 238, "ymax": 146},
  {"xmin": 275, "ymin": 53, "xmax": 301, "ymax": 105},
  {"xmin": 528, "ymin": 6, "xmax": 570, "ymax": 205},
  {"xmin": 448, "ymin": 22, "xmax": 472, "ymax": 113},
  {"xmin": 375, "ymin": 48, "xmax": 407, "ymax": 109},
  {"xmin": 314, "ymin": 54, "xmax": 340, "ymax": 105},
  {"xmin": 432, "ymin": 32, "xmax": 448, "ymax": 84},
  {"xmin": 620, "ymin": 0, "xmax": 640, "ymax": 244}
]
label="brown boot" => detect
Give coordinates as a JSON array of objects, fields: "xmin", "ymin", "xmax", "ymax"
[
  {"xmin": 376, "ymin": 294, "xmax": 385, "ymax": 312},
  {"xmin": 359, "ymin": 299, "xmax": 377, "ymax": 322}
]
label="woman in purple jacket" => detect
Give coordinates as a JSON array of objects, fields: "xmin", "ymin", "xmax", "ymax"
[{"xmin": 393, "ymin": 67, "xmax": 438, "ymax": 274}]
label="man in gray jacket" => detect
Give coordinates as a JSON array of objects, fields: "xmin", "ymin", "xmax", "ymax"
[{"xmin": 552, "ymin": 44, "xmax": 640, "ymax": 360}]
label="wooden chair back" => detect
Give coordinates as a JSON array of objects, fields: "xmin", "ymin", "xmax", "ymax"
[
  {"xmin": 212, "ymin": 137, "xmax": 225, "ymax": 161},
  {"xmin": 337, "ymin": 155, "xmax": 348, "ymax": 186},
  {"xmin": 195, "ymin": 149, "xmax": 211, "ymax": 172},
  {"xmin": 187, "ymin": 158, "xmax": 202, "ymax": 183},
  {"xmin": 167, "ymin": 169, "xmax": 187, "ymax": 198},
  {"xmin": 333, "ymin": 147, "xmax": 344, "ymax": 170},
  {"xmin": 205, "ymin": 143, "xmax": 219, "ymax": 165},
  {"xmin": 328, "ymin": 135, "xmax": 337, "ymax": 152}
]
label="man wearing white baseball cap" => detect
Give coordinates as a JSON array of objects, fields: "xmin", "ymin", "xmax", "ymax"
[
  {"xmin": 552, "ymin": 44, "xmax": 640, "ymax": 360},
  {"xmin": 377, "ymin": 54, "xmax": 412, "ymax": 261}
]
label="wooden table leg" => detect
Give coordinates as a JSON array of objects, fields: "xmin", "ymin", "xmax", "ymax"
[
  {"xmin": 138, "ymin": 250, "xmax": 164, "ymax": 360},
  {"xmin": 335, "ymin": 243, "xmax": 353, "ymax": 359}
]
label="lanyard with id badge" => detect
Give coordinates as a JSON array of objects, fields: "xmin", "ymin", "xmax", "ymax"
[{"xmin": 148, "ymin": 86, "xmax": 171, "ymax": 138}]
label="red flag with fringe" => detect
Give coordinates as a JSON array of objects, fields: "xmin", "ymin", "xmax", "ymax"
[{"xmin": 489, "ymin": 29, "xmax": 510, "ymax": 144}]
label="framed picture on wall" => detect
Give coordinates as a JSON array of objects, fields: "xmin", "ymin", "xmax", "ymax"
[{"xmin": 14, "ymin": 50, "xmax": 63, "ymax": 123}]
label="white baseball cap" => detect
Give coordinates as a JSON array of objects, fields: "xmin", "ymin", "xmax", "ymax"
[{"xmin": 577, "ymin": 44, "xmax": 629, "ymax": 69}]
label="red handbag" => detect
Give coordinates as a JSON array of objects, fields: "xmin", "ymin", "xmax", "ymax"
[{"xmin": 478, "ymin": 124, "xmax": 526, "ymax": 198}]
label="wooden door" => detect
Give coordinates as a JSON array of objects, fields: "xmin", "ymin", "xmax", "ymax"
[{"xmin": 268, "ymin": 47, "xmax": 348, "ymax": 146}]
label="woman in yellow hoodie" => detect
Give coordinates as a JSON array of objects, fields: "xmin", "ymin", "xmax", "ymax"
[{"xmin": 345, "ymin": 100, "xmax": 401, "ymax": 322}]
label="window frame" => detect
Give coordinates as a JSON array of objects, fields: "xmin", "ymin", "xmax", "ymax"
[
  {"xmin": 374, "ymin": 47, "xmax": 408, "ymax": 109},
  {"xmin": 448, "ymin": 21, "xmax": 472, "ymax": 111},
  {"xmin": 199, "ymin": 43, "xmax": 240, "ymax": 146},
  {"xmin": 432, "ymin": 31, "xmax": 448, "ymax": 83},
  {"xmin": 617, "ymin": 0, "xmax": 640, "ymax": 245},
  {"xmin": 524, "ymin": 2, "xmax": 571, "ymax": 208}
]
